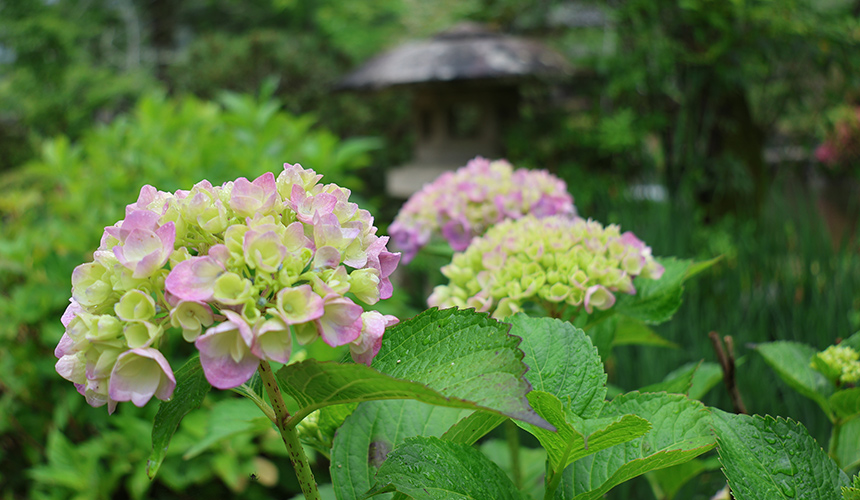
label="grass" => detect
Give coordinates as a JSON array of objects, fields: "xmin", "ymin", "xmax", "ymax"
[{"xmin": 589, "ymin": 172, "xmax": 860, "ymax": 446}]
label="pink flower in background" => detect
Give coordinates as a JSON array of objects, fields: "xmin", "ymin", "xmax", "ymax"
[
  {"xmin": 390, "ymin": 156, "xmax": 576, "ymax": 263},
  {"xmin": 816, "ymin": 106, "xmax": 860, "ymax": 169}
]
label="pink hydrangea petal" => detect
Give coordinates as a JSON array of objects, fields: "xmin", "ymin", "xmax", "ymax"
[
  {"xmin": 61, "ymin": 299, "xmax": 83, "ymax": 328},
  {"xmin": 230, "ymin": 172, "xmax": 278, "ymax": 216},
  {"xmin": 378, "ymin": 248, "xmax": 400, "ymax": 279},
  {"xmin": 253, "ymin": 171, "xmax": 278, "ymax": 199},
  {"xmin": 230, "ymin": 177, "xmax": 261, "ymax": 210},
  {"xmin": 350, "ymin": 312, "xmax": 398, "ymax": 365},
  {"xmin": 56, "ymin": 353, "xmax": 85, "ymax": 382},
  {"xmin": 208, "ymin": 244, "xmax": 231, "ymax": 265},
  {"xmin": 118, "ymin": 210, "xmax": 162, "ymax": 242},
  {"xmin": 314, "ymin": 246, "xmax": 341, "ymax": 269},
  {"xmin": 317, "ymin": 295, "xmax": 363, "ymax": 347},
  {"xmin": 619, "ymin": 231, "xmax": 646, "ymax": 250},
  {"xmin": 165, "ymin": 253, "xmax": 225, "ymax": 301},
  {"xmin": 364, "ymin": 236, "xmax": 400, "ymax": 300},
  {"xmin": 126, "ymin": 185, "xmax": 158, "ymax": 215},
  {"xmin": 584, "ymin": 285, "xmax": 616, "ymax": 314},
  {"xmin": 114, "ymin": 229, "xmax": 160, "ymax": 264},
  {"xmin": 313, "ymin": 212, "xmax": 346, "ymax": 248},
  {"xmin": 275, "ymin": 285, "xmax": 325, "ymax": 324},
  {"xmin": 283, "ymin": 221, "xmax": 314, "ymax": 253},
  {"xmin": 291, "ymin": 185, "xmax": 338, "ymax": 223},
  {"xmin": 113, "ymin": 222, "xmax": 175, "ymax": 278},
  {"xmin": 441, "ymin": 218, "xmax": 473, "ymax": 251},
  {"xmin": 389, "ymin": 222, "xmax": 425, "ymax": 264},
  {"xmin": 195, "ymin": 317, "xmax": 259, "ymax": 389},
  {"xmin": 643, "ymin": 260, "xmax": 665, "ymax": 280},
  {"xmin": 108, "ymin": 348, "xmax": 176, "ymax": 407},
  {"xmin": 251, "ymin": 318, "xmax": 292, "ymax": 363}
]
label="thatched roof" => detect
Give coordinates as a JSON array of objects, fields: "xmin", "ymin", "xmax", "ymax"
[{"xmin": 338, "ymin": 23, "xmax": 572, "ymax": 90}]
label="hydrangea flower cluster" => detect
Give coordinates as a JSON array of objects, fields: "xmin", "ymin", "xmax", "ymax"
[
  {"xmin": 812, "ymin": 345, "xmax": 860, "ymax": 385},
  {"xmin": 55, "ymin": 164, "xmax": 400, "ymax": 413},
  {"xmin": 389, "ymin": 156, "xmax": 575, "ymax": 263},
  {"xmin": 427, "ymin": 215, "xmax": 664, "ymax": 320}
]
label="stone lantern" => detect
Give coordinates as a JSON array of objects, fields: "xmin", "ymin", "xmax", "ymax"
[{"xmin": 338, "ymin": 22, "xmax": 572, "ymax": 197}]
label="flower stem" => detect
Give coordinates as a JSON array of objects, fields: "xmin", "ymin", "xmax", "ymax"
[
  {"xmin": 258, "ymin": 360, "xmax": 321, "ymax": 500},
  {"xmin": 544, "ymin": 427, "xmax": 580, "ymax": 500},
  {"xmin": 505, "ymin": 419, "xmax": 522, "ymax": 490},
  {"xmin": 829, "ymin": 419, "xmax": 844, "ymax": 469}
]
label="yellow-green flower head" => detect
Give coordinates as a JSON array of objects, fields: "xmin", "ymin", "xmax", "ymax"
[
  {"xmin": 390, "ymin": 156, "xmax": 576, "ymax": 263},
  {"xmin": 811, "ymin": 344, "xmax": 860, "ymax": 385},
  {"xmin": 428, "ymin": 215, "xmax": 665, "ymax": 320},
  {"xmin": 56, "ymin": 164, "xmax": 401, "ymax": 413}
]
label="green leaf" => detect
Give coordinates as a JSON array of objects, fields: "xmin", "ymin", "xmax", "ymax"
[
  {"xmin": 757, "ymin": 341, "xmax": 835, "ymax": 418},
  {"xmin": 182, "ymin": 398, "xmax": 271, "ymax": 459},
  {"xmin": 613, "ymin": 258, "xmax": 691, "ymax": 325},
  {"xmin": 300, "ymin": 403, "xmax": 359, "ymax": 457},
  {"xmin": 365, "ymin": 436, "xmax": 524, "ymax": 500},
  {"xmin": 831, "ymin": 388, "xmax": 860, "ymax": 420},
  {"xmin": 641, "ymin": 361, "xmax": 723, "ymax": 400},
  {"xmin": 319, "ymin": 403, "xmax": 358, "ymax": 439},
  {"xmin": 835, "ymin": 418, "xmax": 860, "ymax": 471},
  {"xmin": 605, "ymin": 383, "xmax": 624, "ymax": 400},
  {"xmin": 684, "ymin": 255, "xmax": 721, "ymax": 280},
  {"xmin": 277, "ymin": 359, "xmax": 536, "ymax": 425},
  {"xmin": 582, "ymin": 314, "xmax": 616, "ymax": 362},
  {"xmin": 645, "ymin": 459, "xmax": 707, "ymax": 500},
  {"xmin": 842, "ymin": 473, "xmax": 860, "ymax": 500},
  {"xmin": 640, "ymin": 364, "xmax": 697, "ymax": 395},
  {"xmin": 711, "ymin": 409, "xmax": 850, "ymax": 500},
  {"xmin": 562, "ymin": 392, "xmax": 715, "ymax": 500},
  {"xmin": 685, "ymin": 362, "xmax": 724, "ymax": 401},
  {"xmin": 520, "ymin": 391, "xmax": 651, "ymax": 473},
  {"xmin": 147, "ymin": 356, "xmax": 211, "ymax": 479},
  {"xmin": 441, "ymin": 412, "xmax": 506, "ymax": 445},
  {"xmin": 330, "ymin": 400, "xmax": 471, "ymax": 500},
  {"xmin": 841, "ymin": 332, "xmax": 860, "ymax": 351},
  {"xmin": 508, "ymin": 314, "xmax": 607, "ymax": 418},
  {"xmin": 612, "ymin": 317, "xmax": 679, "ymax": 349},
  {"xmin": 479, "ymin": 439, "xmax": 548, "ymax": 500},
  {"xmin": 371, "ymin": 308, "xmax": 551, "ymax": 429}
]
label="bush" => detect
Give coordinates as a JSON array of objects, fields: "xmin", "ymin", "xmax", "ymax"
[{"xmin": 0, "ymin": 89, "xmax": 380, "ymax": 498}]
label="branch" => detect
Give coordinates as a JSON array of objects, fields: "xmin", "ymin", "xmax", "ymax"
[{"xmin": 709, "ymin": 331, "xmax": 747, "ymax": 414}]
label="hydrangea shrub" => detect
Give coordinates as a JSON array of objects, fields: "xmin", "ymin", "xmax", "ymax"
[
  {"xmin": 428, "ymin": 215, "xmax": 665, "ymax": 320},
  {"xmin": 55, "ymin": 164, "xmax": 400, "ymax": 413},
  {"xmin": 389, "ymin": 156, "xmax": 575, "ymax": 263}
]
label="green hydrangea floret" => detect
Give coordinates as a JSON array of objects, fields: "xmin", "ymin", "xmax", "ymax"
[
  {"xmin": 428, "ymin": 215, "xmax": 665, "ymax": 320},
  {"xmin": 812, "ymin": 344, "xmax": 860, "ymax": 385}
]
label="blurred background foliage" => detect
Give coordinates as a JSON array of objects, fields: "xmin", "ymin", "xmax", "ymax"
[{"xmin": 2, "ymin": 0, "xmax": 860, "ymax": 498}]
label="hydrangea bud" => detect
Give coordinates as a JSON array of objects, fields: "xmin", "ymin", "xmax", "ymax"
[
  {"xmin": 811, "ymin": 344, "xmax": 860, "ymax": 385},
  {"xmin": 390, "ymin": 156, "xmax": 576, "ymax": 263},
  {"xmin": 57, "ymin": 164, "xmax": 400, "ymax": 412},
  {"xmin": 428, "ymin": 215, "xmax": 664, "ymax": 320}
]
